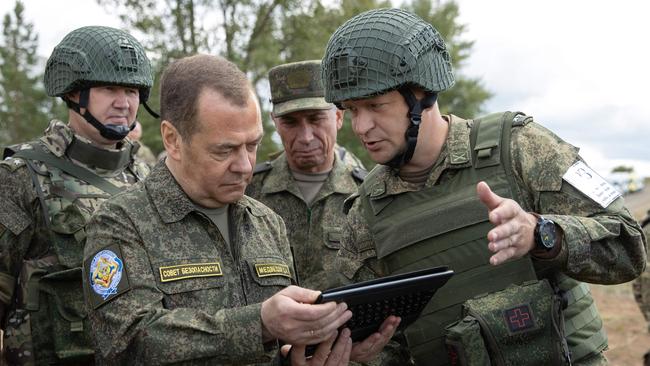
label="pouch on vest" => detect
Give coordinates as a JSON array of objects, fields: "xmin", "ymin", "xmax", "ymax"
[
  {"xmin": 454, "ymin": 279, "xmax": 570, "ymax": 366},
  {"xmin": 445, "ymin": 316, "xmax": 491, "ymax": 366},
  {"xmin": 37, "ymin": 267, "xmax": 94, "ymax": 362}
]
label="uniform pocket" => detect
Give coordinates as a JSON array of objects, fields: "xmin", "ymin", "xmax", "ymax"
[
  {"xmin": 39, "ymin": 267, "xmax": 94, "ymax": 362},
  {"xmin": 322, "ymin": 227, "xmax": 342, "ymax": 250}
]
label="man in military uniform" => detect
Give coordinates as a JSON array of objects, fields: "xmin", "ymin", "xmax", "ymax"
[
  {"xmin": 321, "ymin": 8, "xmax": 646, "ymax": 366},
  {"xmin": 0, "ymin": 26, "xmax": 155, "ymax": 365},
  {"xmin": 246, "ymin": 60, "xmax": 367, "ymax": 290},
  {"xmin": 82, "ymin": 54, "xmax": 398, "ymax": 365},
  {"xmin": 127, "ymin": 121, "xmax": 158, "ymax": 167},
  {"xmin": 633, "ymin": 213, "xmax": 650, "ymax": 365}
]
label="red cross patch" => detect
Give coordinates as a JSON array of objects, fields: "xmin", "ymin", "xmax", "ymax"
[{"xmin": 504, "ymin": 304, "xmax": 536, "ymax": 333}]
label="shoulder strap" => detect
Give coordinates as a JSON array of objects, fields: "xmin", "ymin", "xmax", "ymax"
[
  {"xmin": 253, "ymin": 161, "xmax": 273, "ymax": 175},
  {"xmin": 351, "ymin": 166, "xmax": 368, "ymax": 182},
  {"xmin": 11, "ymin": 144, "xmax": 122, "ymax": 196},
  {"xmin": 472, "ymin": 111, "xmax": 529, "ymax": 208}
]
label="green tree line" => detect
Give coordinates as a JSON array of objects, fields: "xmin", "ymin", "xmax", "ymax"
[{"xmin": 0, "ymin": 0, "xmax": 491, "ymax": 168}]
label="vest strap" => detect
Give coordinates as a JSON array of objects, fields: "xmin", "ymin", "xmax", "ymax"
[
  {"xmin": 570, "ymin": 326, "xmax": 608, "ymax": 361},
  {"xmin": 564, "ymin": 300, "xmax": 599, "ymax": 336}
]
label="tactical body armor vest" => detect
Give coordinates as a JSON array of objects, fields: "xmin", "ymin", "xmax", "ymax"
[
  {"xmin": 2, "ymin": 138, "xmax": 146, "ymax": 365},
  {"xmin": 357, "ymin": 112, "xmax": 606, "ymax": 365}
]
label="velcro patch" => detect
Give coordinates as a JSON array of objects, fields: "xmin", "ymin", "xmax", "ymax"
[
  {"xmin": 85, "ymin": 244, "xmax": 131, "ymax": 309},
  {"xmin": 159, "ymin": 262, "xmax": 223, "ymax": 282},
  {"xmin": 504, "ymin": 304, "xmax": 536, "ymax": 334},
  {"xmin": 255, "ymin": 263, "xmax": 291, "ymax": 278}
]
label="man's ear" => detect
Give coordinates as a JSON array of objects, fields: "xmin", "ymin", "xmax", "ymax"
[
  {"xmin": 161, "ymin": 120, "xmax": 182, "ymax": 161},
  {"xmin": 65, "ymin": 91, "xmax": 80, "ymax": 103},
  {"xmin": 335, "ymin": 108, "xmax": 344, "ymax": 130}
]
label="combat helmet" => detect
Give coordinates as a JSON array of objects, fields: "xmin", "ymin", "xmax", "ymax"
[
  {"xmin": 322, "ymin": 8, "xmax": 455, "ymax": 168},
  {"xmin": 44, "ymin": 26, "xmax": 157, "ymax": 140}
]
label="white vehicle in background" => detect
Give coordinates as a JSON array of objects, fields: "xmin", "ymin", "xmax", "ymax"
[{"xmin": 608, "ymin": 171, "xmax": 645, "ymax": 195}]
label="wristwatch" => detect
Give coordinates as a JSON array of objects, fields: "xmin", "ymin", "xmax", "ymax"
[{"xmin": 534, "ymin": 215, "xmax": 557, "ymax": 251}]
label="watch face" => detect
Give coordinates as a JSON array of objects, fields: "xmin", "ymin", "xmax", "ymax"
[{"xmin": 538, "ymin": 220, "xmax": 556, "ymax": 249}]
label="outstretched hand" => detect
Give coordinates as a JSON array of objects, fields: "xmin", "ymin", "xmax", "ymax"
[{"xmin": 476, "ymin": 181, "xmax": 537, "ymax": 265}]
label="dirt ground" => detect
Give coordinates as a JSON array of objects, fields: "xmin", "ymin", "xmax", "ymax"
[
  {"xmin": 592, "ymin": 283, "xmax": 649, "ymax": 365},
  {"xmin": 597, "ymin": 187, "xmax": 650, "ymax": 365}
]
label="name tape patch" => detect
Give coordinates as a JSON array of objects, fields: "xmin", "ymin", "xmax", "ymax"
[
  {"xmin": 562, "ymin": 161, "xmax": 620, "ymax": 208},
  {"xmin": 159, "ymin": 262, "xmax": 223, "ymax": 282},
  {"xmin": 255, "ymin": 263, "xmax": 291, "ymax": 278}
]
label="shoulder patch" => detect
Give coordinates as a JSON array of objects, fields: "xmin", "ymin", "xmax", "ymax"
[
  {"xmin": 253, "ymin": 161, "xmax": 272, "ymax": 175},
  {"xmin": 562, "ymin": 161, "xmax": 621, "ymax": 208},
  {"xmin": 0, "ymin": 157, "xmax": 26, "ymax": 172},
  {"xmin": 85, "ymin": 244, "xmax": 131, "ymax": 309},
  {"xmin": 350, "ymin": 167, "xmax": 368, "ymax": 182}
]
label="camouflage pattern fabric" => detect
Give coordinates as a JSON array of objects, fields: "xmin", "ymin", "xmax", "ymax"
[
  {"xmin": 246, "ymin": 148, "xmax": 362, "ymax": 290},
  {"xmin": 633, "ymin": 224, "xmax": 650, "ymax": 330},
  {"xmin": 82, "ymin": 162, "xmax": 293, "ymax": 365},
  {"xmin": 0, "ymin": 120, "xmax": 149, "ymax": 365},
  {"xmin": 132, "ymin": 140, "xmax": 158, "ymax": 168},
  {"xmin": 338, "ymin": 115, "xmax": 646, "ymax": 365},
  {"xmin": 633, "ymin": 223, "xmax": 650, "ymax": 364},
  {"xmin": 268, "ymin": 60, "xmax": 332, "ymax": 117}
]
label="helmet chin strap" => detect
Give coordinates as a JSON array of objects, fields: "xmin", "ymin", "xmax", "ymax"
[
  {"xmin": 385, "ymin": 87, "xmax": 438, "ymax": 169},
  {"xmin": 64, "ymin": 88, "xmax": 135, "ymax": 141}
]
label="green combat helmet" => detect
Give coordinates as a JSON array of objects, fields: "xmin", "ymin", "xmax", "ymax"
[
  {"xmin": 44, "ymin": 26, "xmax": 157, "ymax": 140},
  {"xmin": 321, "ymin": 8, "xmax": 455, "ymax": 168},
  {"xmin": 269, "ymin": 60, "xmax": 332, "ymax": 117}
]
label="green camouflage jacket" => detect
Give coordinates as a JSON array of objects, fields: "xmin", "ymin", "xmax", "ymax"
[
  {"xmin": 246, "ymin": 148, "xmax": 364, "ymax": 290},
  {"xmin": 0, "ymin": 120, "xmax": 149, "ymax": 365},
  {"xmin": 83, "ymin": 162, "xmax": 293, "ymax": 365}
]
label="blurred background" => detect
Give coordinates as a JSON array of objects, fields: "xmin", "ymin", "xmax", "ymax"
[{"xmin": 0, "ymin": 0, "xmax": 648, "ymax": 363}]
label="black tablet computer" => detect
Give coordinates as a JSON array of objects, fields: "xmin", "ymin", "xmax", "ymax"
[{"xmin": 316, "ymin": 265, "xmax": 454, "ymax": 343}]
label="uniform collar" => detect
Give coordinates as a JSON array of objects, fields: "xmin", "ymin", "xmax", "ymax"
[
  {"xmin": 39, "ymin": 119, "xmax": 136, "ymax": 172},
  {"xmin": 366, "ymin": 115, "xmax": 472, "ymax": 198},
  {"xmin": 146, "ymin": 162, "xmax": 259, "ymax": 224},
  {"xmin": 261, "ymin": 152, "xmax": 358, "ymax": 198}
]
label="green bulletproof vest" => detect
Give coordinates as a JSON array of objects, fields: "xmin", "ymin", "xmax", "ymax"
[
  {"xmin": 358, "ymin": 112, "xmax": 607, "ymax": 365},
  {"xmin": 3, "ymin": 141, "xmax": 143, "ymax": 364}
]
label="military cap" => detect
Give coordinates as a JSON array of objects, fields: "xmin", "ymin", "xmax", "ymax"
[{"xmin": 269, "ymin": 60, "xmax": 332, "ymax": 117}]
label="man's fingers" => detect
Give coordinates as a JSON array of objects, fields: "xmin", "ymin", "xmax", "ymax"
[
  {"xmin": 281, "ymin": 285, "xmax": 322, "ymax": 305},
  {"xmin": 350, "ymin": 316, "xmax": 400, "ymax": 363},
  {"xmin": 489, "ymin": 246, "xmax": 518, "ymax": 265},
  {"xmin": 477, "ymin": 181, "xmax": 504, "ymax": 212},
  {"xmin": 311, "ymin": 332, "xmax": 338, "ymax": 365},
  {"xmin": 325, "ymin": 329, "xmax": 352, "ymax": 366}
]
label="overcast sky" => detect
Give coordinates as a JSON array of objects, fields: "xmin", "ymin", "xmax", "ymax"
[{"xmin": 2, "ymin": 0, "xmax": 649, "ymax": 177}]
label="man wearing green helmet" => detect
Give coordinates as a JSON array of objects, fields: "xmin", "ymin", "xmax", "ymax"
[
  {"xmin": 0, "ymin": 26, "xmax": 155, "ymax": 365},
  {"xmin": 322, "ymin": 8, "xmax": 646, "ymax": 366}
]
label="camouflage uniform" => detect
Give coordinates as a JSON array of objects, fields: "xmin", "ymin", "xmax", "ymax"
[
  {"xmin": 338, "ymin": 115, "xmax": 646, "ymax": 365},
  {"xmin": 0, "ymin": 120, "xmax": 149, "ymax": 365},
  {"xmin": 633, "ymin": 219, "xmax": 650, "ymax": 365},
  {"xmin": 247, "ymin": 149, "xmax": 363, "ymax": 290},
  {"xmin": 248, "ymin": 60, "xmax": 366, "ymax": 290},
  {"xmin": 82, "ymin": 162, "xmax": 294, "ymax": 365}
]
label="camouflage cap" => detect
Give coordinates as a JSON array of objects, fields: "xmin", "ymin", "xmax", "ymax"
[{"xmin": 268, "ymin": 60, "xmax": 332, "ymax": 117}]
